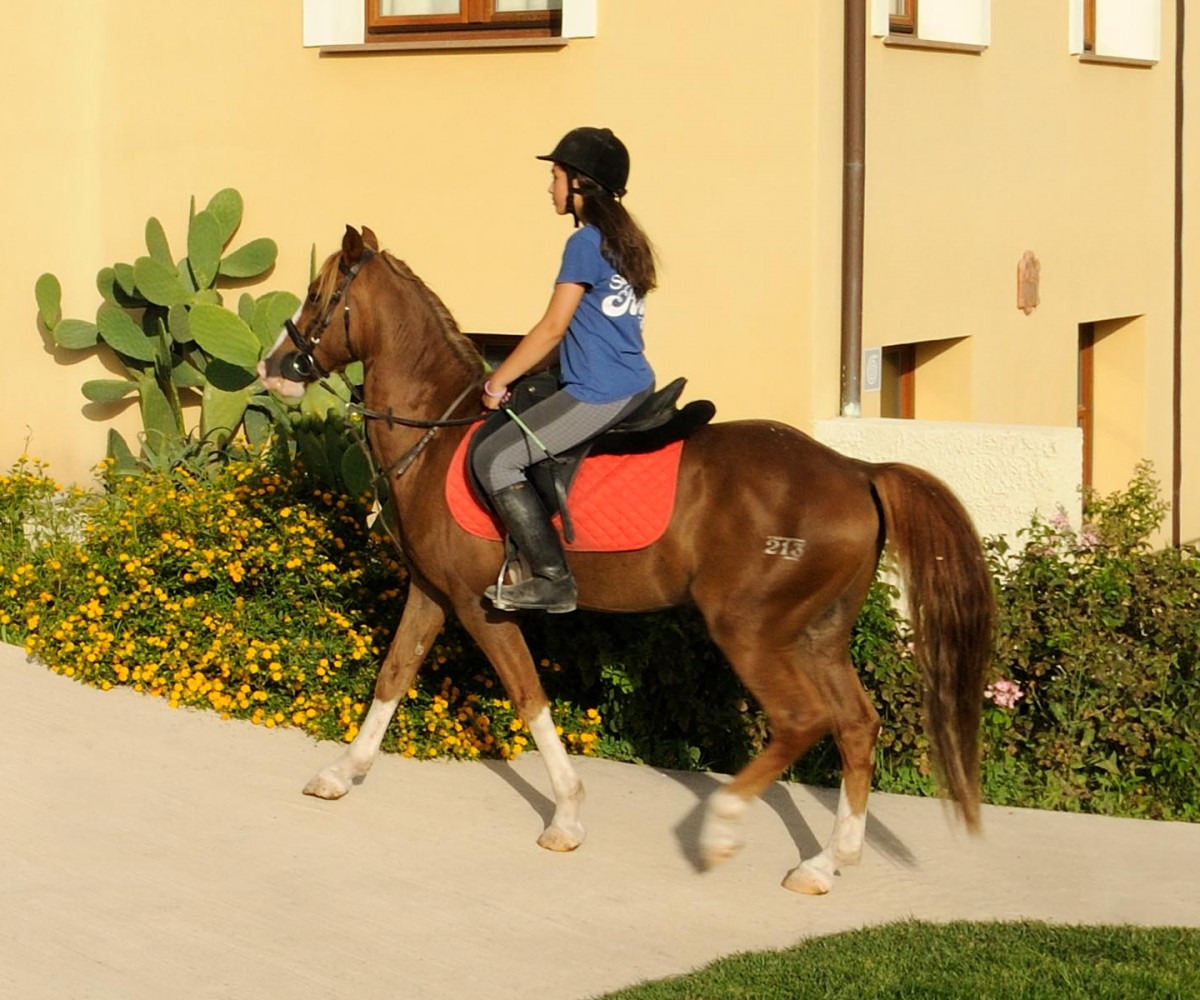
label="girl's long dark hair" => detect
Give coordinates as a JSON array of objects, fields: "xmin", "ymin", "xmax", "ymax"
[{"xmin": 576, "ymin": 179, "xmax": 657, "ymax": 298}]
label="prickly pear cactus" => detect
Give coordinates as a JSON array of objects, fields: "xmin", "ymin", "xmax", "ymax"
[{"xmin": 35, "ymin": 189, "xmax": 300, "ymax": 473}]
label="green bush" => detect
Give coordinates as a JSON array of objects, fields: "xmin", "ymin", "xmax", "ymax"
[
  {"xmin": 0, "ymin": 454, "xmax": 599, "ymax": 760},
  {"xmin": 981, "ymin": 462, "xmax": 1199, "ymax": 819},
  {"xmin": 1, "ymin": 454, "xmax": 1194, "ymax": 821}
]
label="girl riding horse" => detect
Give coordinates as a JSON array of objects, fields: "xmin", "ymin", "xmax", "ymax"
[{"xmin": 473, "ymin": 127, "xmax": 657, "ymax": 614}]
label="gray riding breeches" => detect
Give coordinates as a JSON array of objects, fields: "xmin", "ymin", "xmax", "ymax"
[{"xmin": 471, "ymin": 386, "xmax": 652, "ymax": 494}]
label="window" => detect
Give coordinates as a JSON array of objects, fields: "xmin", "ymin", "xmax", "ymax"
[
  {"xmin": 872, "ymin": 0, "xmax": 990, "ymax": 48},
  {"xmin": 868, "ymin": 337, "xmax": 970, "ymax": 420},
  {"xmin": 302, "ymin": 0, "xmax": 595, "ymax": 48},
  {"xmin": 1069, "ymin": 0, "xmax": 1160, "ymax": 64},
  {"xmin": 366, "ymin": 0, "xmax": 561, "ymax": 43}
]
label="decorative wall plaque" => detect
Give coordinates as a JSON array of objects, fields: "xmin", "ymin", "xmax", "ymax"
[{"xmin": 1017, "ymin": 251, "xmax": 1040, "ymax": 315}]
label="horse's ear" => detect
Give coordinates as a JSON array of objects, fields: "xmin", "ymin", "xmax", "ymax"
[
  {"xmin": 342, "ymin": 225, "xmax": 365, "ymax": 265},
  {"xmin": 361, "ymin": 226, "xmax": 379, "ymax": 251}
]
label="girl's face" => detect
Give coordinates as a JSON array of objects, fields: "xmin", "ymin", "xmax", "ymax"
[{"xmin": 548, "ymin": 164, "xmax": 578, "ymax": 217}]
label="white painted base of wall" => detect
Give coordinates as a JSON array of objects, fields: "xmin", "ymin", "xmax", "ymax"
[{"xmin": 814, "ymin": 418, "xmax": 1083, "ymax": 546}]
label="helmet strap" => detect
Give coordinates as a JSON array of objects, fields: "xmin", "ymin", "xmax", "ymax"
[{"xmin": 565, "ymin": 168, "xmax": 583, "ymax": 228}]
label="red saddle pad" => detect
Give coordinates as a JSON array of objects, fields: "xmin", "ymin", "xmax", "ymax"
[{"xmin": 445, "ymin": 426, "xmax": 684, "ymax": 552}]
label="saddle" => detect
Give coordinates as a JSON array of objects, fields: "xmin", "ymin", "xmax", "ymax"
[{"xmin": 466, "ymin": 370, "xmax": 715, "ymax": 543}]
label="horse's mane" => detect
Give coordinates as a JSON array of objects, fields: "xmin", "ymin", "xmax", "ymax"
[{"xmin": 313, "ymin": 249, "xmax": 481, "ymax": 373}]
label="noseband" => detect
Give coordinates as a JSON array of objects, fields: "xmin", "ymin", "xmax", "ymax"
[{"xmin": 280, "ymin": 249, "xmax": 376, "ymax": 382}]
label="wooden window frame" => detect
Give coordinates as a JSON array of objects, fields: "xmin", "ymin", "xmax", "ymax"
[
  {"xmin": 881, "ymin": 343, "xmax": 917, "ymax": 419},
  {"xmin": 1078, "ymin": 323, "xmax": 1095, "ymax": 491},
  {"xmin": 1082, "ymin": 0, "xmax": 1096, "ymax": 52},
  {"xmin": 365, "ymin": 0, "xmax": 561, "ymax": 43},
  {"xmin": 889, "ymin": 0, "xmax": 917, "ymax": 36}
]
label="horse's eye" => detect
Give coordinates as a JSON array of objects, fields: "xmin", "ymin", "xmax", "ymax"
[{"xmin": 306, "ymin": 291, "xmax": 319, "ymax": 305}]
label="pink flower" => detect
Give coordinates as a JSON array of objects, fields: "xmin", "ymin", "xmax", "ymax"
[
  {"xmin": 1079, "ymin": 524, "xmax": 1100, "ymax": 550},
  {"xmin": 985, "ymin": 679, "xmax": 1025, "ymax": 709}
]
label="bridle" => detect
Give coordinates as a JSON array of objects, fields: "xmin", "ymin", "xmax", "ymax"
[
  {"xmin": 276, "ymin": 245, "xmax": 485, "ymax": 500},
  {"xmin": 280, "ymin": 248, "xmax": 482, "ymax": 427},
  {"xmin": 280, "ymin": 249, "xmax": 376, "ymax": 382}
]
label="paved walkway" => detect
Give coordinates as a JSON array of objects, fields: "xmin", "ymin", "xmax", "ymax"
[{"xmin": 2, "ymin": 644, "xmax": 1198, "ymax": 1000}]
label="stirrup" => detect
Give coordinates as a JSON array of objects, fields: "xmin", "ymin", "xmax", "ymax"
[{"xmin": 486, "ymin": 574, "xmax": 577, "ymax": 614}]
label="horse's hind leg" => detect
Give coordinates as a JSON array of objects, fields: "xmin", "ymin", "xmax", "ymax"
[
  {"xmin": 698, "ymin": 614, "xmax": 880, "ymax": 894},
  {"xmin": 781, "ymin": 656, "xmax": 880, "ymax": 895},
  {"xmin": 697, "ymin": 635, "xmax": 834, "ymax": 869},
  {"xmin": 303, "ymin": 580, "xmax": 445, "ymax": 800}
]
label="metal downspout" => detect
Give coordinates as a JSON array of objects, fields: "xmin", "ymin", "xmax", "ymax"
[
  {"xmin": 1173, "ymin": 0, "xmax": 1184, "ymax": 547},
  {"xmin": 840, "ymin": 0, "xmax": 867, "ymax": 417}
]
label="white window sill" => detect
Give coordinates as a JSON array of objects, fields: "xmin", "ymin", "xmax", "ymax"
[
  {"xmin": 882, "ymin": 35, "xmax": 986, "ymax": 54},
  {"xmin": 319, "ymin": 36, "xmax": 568, "ymax": 54}
]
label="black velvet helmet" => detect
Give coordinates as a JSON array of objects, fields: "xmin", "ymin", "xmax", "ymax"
[{"xmin": 537, "ymin": 127, "xmax": 630, "ymax": 197}]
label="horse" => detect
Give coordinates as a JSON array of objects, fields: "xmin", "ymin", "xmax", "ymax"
[{"xmin": 258, "ymin": 225, "xmax": 995, "ymax": 895}]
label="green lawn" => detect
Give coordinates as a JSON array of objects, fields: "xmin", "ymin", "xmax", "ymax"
[{"xmin": 594, "ymin": 920, "xmax": 1200, "ymax": 1000}]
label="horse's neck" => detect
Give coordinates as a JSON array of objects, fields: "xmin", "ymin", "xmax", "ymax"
[{"xmin": 363, "ymin": 281, "xmax": 479, "ymax": 420}]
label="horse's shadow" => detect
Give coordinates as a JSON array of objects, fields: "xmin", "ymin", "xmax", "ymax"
[
  {"xmin": 481, "ymin": 759, "xmax": 557, "ymax": 826},
  {"xmin": 480, "ymin": 760, "xmax": 917, "ymax": 873},
  {"xmin": 660, "ymin": 770, "xmax": 915, "ymax": 873}
]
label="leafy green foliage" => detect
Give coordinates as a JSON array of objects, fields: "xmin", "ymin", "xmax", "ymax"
[
  {"xmin": 0, "ymin": 455, "xmax": 599, "ymax": 759},
  {"xmin": 1, "ymin": 448, "xmax": 1194, "ymax": 822},
  {"xmin": 35, "ymin": 189, "xmax": 298, "ymax": 473},
  {"xmin": 981, "ymin": 462, "xmax": 1199, "ymax": 819}
]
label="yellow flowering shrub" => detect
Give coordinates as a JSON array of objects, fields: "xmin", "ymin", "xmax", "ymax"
[{"xmin": 0, "ymin": 456, "xmax": 602, "ymax": 759}]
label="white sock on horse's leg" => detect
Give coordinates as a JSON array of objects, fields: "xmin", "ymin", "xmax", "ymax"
[
  {"xmin": 303, "ymin": 695, "xmax": 401, "ymax": 799},
  {"xmin": 783, "ymin": 782, "xmax": 866, "ymax": 894},
  {"xmin": 525, "ymin": 704, "xmax": 586, "ymax": 851},
  {"xmin": 699, "ymin": 785, "xmax": 749, "ymax": 868}
]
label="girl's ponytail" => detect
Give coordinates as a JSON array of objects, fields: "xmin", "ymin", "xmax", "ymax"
[{"xmin": 577, "ymin": 182, "xmax": 657, "ymax": 299}]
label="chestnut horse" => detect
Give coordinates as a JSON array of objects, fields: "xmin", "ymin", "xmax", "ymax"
[{"xmin": 258, "ymin": 225, "xmax": 994, "ymax": 894}]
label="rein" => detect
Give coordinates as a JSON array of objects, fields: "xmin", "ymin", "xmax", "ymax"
[
  {"xmin": 346, "ymin": 379, "xmax": 480, "ymax": 559},
  {"xmin": 356, "ymin": 380, "xmax": 481, "ymax": 481},
  {"xmin": 349, "ymin": 397, "xmax": 482, "ymax": 430}
]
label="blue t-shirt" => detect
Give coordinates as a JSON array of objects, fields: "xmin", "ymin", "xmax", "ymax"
[{"xmin": 555, "ymin": 225, "xmax": 655, "ymax": 403}]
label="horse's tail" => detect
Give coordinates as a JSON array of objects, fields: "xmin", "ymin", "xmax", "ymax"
[{"xmin": 868, "ymin": 463, "xmax": 995, "ymax": 831}]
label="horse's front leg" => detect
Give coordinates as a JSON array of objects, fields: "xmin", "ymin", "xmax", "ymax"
[
  {"xmin": 304, "ymin": 580, "xmax": 445, "ymax": 800},
  {"xmin": 459, "ymin": 607, "xmax": 585, "ymax": 851}
]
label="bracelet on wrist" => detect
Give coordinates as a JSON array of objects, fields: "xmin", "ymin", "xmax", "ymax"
[{"xmin": 483, "ymin": 379, "xmax": 508, "ymax": 400}]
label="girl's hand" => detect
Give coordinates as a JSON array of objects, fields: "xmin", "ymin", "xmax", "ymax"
[{"xmin": 482, "ymin": 379, "xmax": 509, "ymax": 410}]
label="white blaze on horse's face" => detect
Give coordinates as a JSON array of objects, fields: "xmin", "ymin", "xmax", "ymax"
[{"xmin": 256, "ymin": 308, "xmax": 307, "ymax": 399}]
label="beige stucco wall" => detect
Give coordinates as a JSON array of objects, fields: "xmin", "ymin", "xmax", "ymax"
[
  {"xmin": 816, "ymin": 418, "xmax": 1083, "ymax": 547},
  {"xmin": 6, "ymin": 1, "xmax": 828, "ymax": 484},
  {"xmin": 856, "ymin": 2, "xmax": 1179, "ymax": 532},
  {"xmin": 4, "ymin": 1, "xmax": 1194, "ymax": 541}
]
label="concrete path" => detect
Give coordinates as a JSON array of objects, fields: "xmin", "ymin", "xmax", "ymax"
[{"xmin": 2, "ymin": 644, "xmax": 1198, "ymax": 1000}]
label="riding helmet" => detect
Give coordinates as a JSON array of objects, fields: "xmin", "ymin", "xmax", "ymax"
[{"xmin": 537, "ymin": 127, "xmax": 630, "ymax": 198}]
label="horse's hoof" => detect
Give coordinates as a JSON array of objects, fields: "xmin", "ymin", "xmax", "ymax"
[
  {"xmin": 537, "ymin": 823, "xmax": 585, "ymax": 852},
  {"xmin": 782, "ymin": 861, "xmax": 833, "ymax": 895},
  {"xmin": 699, "ymin": 788, "xmax": 747, "ymax": 869},
  {"xmin": 700, "ymin": 821, "xmax": 744, "ymax": 869},
  {"xmin": 701, "ymin": 842, "xmax": 742, "ymax": 870},
  {"xmin": 303, "ymin": 771, "xmax": 350, "ymax": 800}
]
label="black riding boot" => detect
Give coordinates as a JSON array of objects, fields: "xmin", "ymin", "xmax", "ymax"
[{"xmin": 485, "ymin": 481, "xmax": 577, "ymax": 614}]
